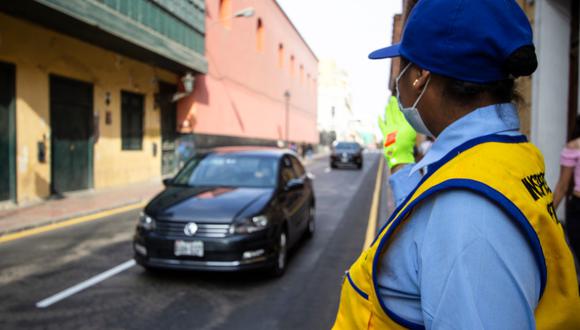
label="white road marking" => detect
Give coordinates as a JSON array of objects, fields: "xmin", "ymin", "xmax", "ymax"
[
  {"xmin": 36, "ymin": 259, "xmax": 136, "ymax": 308},
  {"xmin": 324, "ymin": 168, "xmax": 331, "ymax": 173}
]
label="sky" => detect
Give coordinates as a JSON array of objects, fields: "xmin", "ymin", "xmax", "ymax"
[{"xmin": 276, "ymin": 0, "xmax": 403, "ymax": 132}]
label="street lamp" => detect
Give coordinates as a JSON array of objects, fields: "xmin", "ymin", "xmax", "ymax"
[
  {"xmin": 284, "ymin": 90, "xmax": 291, "ymax": 146},
  {"xmin": 233, "ymin": 7, "xmax": 255, "ymax": 18},
  {"xmin": 208, "ymin": 7, "xmax": 255, "ymax": 27}
]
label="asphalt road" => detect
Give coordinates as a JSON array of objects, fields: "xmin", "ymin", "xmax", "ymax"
[{"xmin": 0, "ymin": 152, "xmax": 387, "ymax": 330}]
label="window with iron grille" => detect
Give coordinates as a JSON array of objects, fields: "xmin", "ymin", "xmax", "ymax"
[
  {"xmin": 98, "ymin": 0, "xmax": 205, "ymax": 53},
  {"xmin": 121, "ymin": 91, "xmax": 144, "ymax": 150}
]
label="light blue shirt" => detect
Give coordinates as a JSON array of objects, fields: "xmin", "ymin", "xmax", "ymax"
[{"xmin": 379, "ymin": 103, "xmax": 541, "ymax": 329}]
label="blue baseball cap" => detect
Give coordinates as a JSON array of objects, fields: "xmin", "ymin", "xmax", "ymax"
[{"xmin": 369, "ymin": 0, "xmax": 534, "ymax": 83}]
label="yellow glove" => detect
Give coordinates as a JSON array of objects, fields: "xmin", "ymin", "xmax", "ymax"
[{"xmin": 378, "ymin": 96, "xmax": 416, "ymax": 169}]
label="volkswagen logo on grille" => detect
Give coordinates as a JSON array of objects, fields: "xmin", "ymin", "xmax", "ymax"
[{"xmin": 184, "ymin": 222, "xmax": 198, "ymax": 236}]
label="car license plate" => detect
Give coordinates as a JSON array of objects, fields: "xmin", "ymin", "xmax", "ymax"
[{"xmin": 174, "ymin": 240, "xmax": 204, "ymax": 257}]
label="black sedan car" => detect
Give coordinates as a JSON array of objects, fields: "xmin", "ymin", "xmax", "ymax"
[
  {"xmin": 330, "ymin": 141, "xmax": 363, "ymax": 169},
  {"xmin": 133, "ymin": 147, "xmax": 315, "ymax": 276}
]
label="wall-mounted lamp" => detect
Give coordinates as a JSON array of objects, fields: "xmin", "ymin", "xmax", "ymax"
[
  {"xmin": 172, "ymin": 72, "xmax": 196, "ymax": 102},
  {"xmin": 105, "ymin": 92, "xmax": 111, "ymax": 106},
  {"xmin": 208, "ymin": 6, "xmax": 255, "ymax": 27},
  {"xmin": 182, "ymin": 72, "xmax": 195, "ymax": 93},
  {"xmin": 234, "ymin": 7, "xmax": 255, "ymax": 18}
]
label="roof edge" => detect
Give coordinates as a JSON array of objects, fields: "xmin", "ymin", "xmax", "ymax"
[{"xmin": 273, "ymin": 0, "xmax": 319, "ymax": 63}]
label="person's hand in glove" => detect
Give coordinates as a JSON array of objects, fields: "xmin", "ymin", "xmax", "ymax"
[{"xmin": 378, "ymin": 96, "xmax": 417, "ymax": 169}]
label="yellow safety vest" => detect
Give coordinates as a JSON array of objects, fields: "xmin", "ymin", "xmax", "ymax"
[{"xmin": 333, "ymin": 135, "xmax": 580, "ymax": 329}]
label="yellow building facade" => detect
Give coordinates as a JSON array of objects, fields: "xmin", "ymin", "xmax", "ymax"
[
  {"xmin": 0, "ymin": 13, "xmax": 175, "ymax": 204},
  {"xmin": 0, "ymin": 0, "xmax": 207, "ymax": 206}
]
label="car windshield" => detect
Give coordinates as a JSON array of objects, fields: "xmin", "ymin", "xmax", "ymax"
[
  {"xmin": 335, "ymin": 142, "xmax": 359, "ymax": 151},
  {"xmin": 172, "ymin": 154, "xmax": 279, "ymax": 188}
]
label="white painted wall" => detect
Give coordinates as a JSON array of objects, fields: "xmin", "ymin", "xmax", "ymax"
[
  {"xmin": 532, "ymin": 0, "xmax": 571, "ymax": 207},
  {"xmin": 317, "ymin": 59, "xmax": 354, "ymax": 140}
]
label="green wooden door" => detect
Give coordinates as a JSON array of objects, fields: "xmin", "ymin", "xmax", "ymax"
[
  {"xmin": 159, "ymin": 82, "xmax": 178, "ymax": 176},
  {"xmin": 0, "ymin": 62, "xmax": 16, "ymax": 202},
  {"xmin": 50, "ymin": 76, "xmax": 93, "ymax": 194}
]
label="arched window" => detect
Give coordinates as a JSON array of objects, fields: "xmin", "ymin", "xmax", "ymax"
[
  {"xmin": 307, "ymin": 73, "xmax": 311, "ymax": 87},
  {"xmin": 290, "ymin": 55, "xmax": 295, "ymax": 76},
  {"xmin": 219, "ymin": 0, "xmax": 232, "ymax": 28},
  {"xmin": 300, "ymin": 65, "xmax": 304, "ymax": 84},
  {"xmin": 278, "ymin": 44, "xmax": 284, "ymax": 68},
  {"xmin": 256, "ymin": 19, "xmax": 265, "ymax": 52}
]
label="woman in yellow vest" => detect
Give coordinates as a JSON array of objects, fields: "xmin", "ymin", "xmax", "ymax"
[{"xmin": 333, "ymin": 0, "xmax": 580, "ymax": 329}]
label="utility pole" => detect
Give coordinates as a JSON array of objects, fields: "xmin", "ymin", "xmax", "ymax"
[{"xmin": 284, "ymin": 90, "xmax": 291, "ymax": 146}]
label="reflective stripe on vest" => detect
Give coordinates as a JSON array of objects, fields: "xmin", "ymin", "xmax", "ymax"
[{"xmin": 333, "ymin": 134, "xmax": 580, "ymax": 329}]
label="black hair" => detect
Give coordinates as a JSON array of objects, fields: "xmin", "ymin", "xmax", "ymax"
[
  {"xmin": 442, "ymin": 45, "xmax": 538, "ymax": 105},
  {"xmin": 504, "ymin": 45, "xmax": 538, "ymax": 78},
  {"xmin": 443, "ymin": 78, "xmax": 516, "ymax": 105},
  {"xmin": 571, "ymin": 115, "xmax": 580, "ymax": 140}
]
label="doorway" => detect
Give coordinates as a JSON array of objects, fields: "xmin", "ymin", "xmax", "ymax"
[
  {"xmin": 0, "ymin": 62, "xmax": 16, "ymax": 202},
  {"xmin": 50, "ymin": 75, "xmax": 94, "ymax": 194},
  {"xmin": 569, "ymin": 0, "xmax": 580, "ymax": 138},
  {"xmin": 159, "ymin": 82, "xmax": 178, "ymax": 176}
]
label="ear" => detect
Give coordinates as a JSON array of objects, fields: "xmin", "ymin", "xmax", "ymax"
[{"xmin": 411, "ymin": 69, "xmax": 431, "ymax": 91}]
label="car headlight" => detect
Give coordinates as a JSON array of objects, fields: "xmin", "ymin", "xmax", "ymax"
[
  {"xmin": 230, "ymin": 215, "xmax": 269, "ymax": 234},
  {"xmin": 138, "ymin": 212, "xmax": 156, "ymax": 231}
]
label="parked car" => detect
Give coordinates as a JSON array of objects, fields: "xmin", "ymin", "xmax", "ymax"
[
  {"xmin": 330, "ymin": 141, "xmax": 363, "ymax": 169},
  {"xmin": 133, "ymin": 147, "xmax": 315, "ymax": 276}
]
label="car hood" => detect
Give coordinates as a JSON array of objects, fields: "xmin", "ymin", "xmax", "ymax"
[{"xmin": 145, "ymin": 186, "xmax": 274, "ymax": 223}]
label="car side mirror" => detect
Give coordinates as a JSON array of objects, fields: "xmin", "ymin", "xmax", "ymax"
[
  {"xmin": 306, "ymin": 172, "xmax": 315, "ymax": 181},
  {"xmin": 162, "ymin": 178, "xmax": 173, "ymax": 186}
]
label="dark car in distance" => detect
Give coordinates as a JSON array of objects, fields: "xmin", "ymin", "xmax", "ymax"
[
  {"xmin": 133, "ymin": 147, "xmax": 315, "ymax": 276},
  {"xmin": 330, "ymin": 141, "xmax": 363, "ymax": 169}
]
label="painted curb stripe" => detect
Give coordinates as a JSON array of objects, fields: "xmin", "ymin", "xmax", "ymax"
[
  {"xmin": 0, "ymin": 202, "xmax": 146, "ymax": 244},
  {"xmin": 363, "ymin": 156, "xmax": 384, "ymax": 250}
]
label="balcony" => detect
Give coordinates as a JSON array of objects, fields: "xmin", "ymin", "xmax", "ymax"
[{"xmin": 0, "ymin": 0, "xmax": 208, "ymax": 74}]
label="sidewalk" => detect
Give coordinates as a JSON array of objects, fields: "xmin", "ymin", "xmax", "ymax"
[
  {"xmin": 0, "ymin": 150, "xmax": 330, "ymax": 238},
  {"xmin": 0, "ymin": 181, "xmax": 163, "ymax": 237},
  {"xmin": 300, "ymin": 149, "xmax": 330, "ymax": 166}
]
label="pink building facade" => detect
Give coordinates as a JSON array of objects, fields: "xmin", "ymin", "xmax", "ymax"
[{"xmin": 177, "ymin": 0, "xmax": 319, "ymax": 148}]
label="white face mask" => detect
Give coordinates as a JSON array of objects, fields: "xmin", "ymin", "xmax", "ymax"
[{"xmin": 396, "ymin": 63, "xmax": 433, "ymax": 137}]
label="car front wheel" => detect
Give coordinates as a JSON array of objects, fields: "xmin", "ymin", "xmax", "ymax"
[
  {"xmin": 305, "ymin": 205, "xmax": 315, "ymax": 238},
  {"xmin": 269, "ymin": 230, "xmax": 287, "ymax": 277}
]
